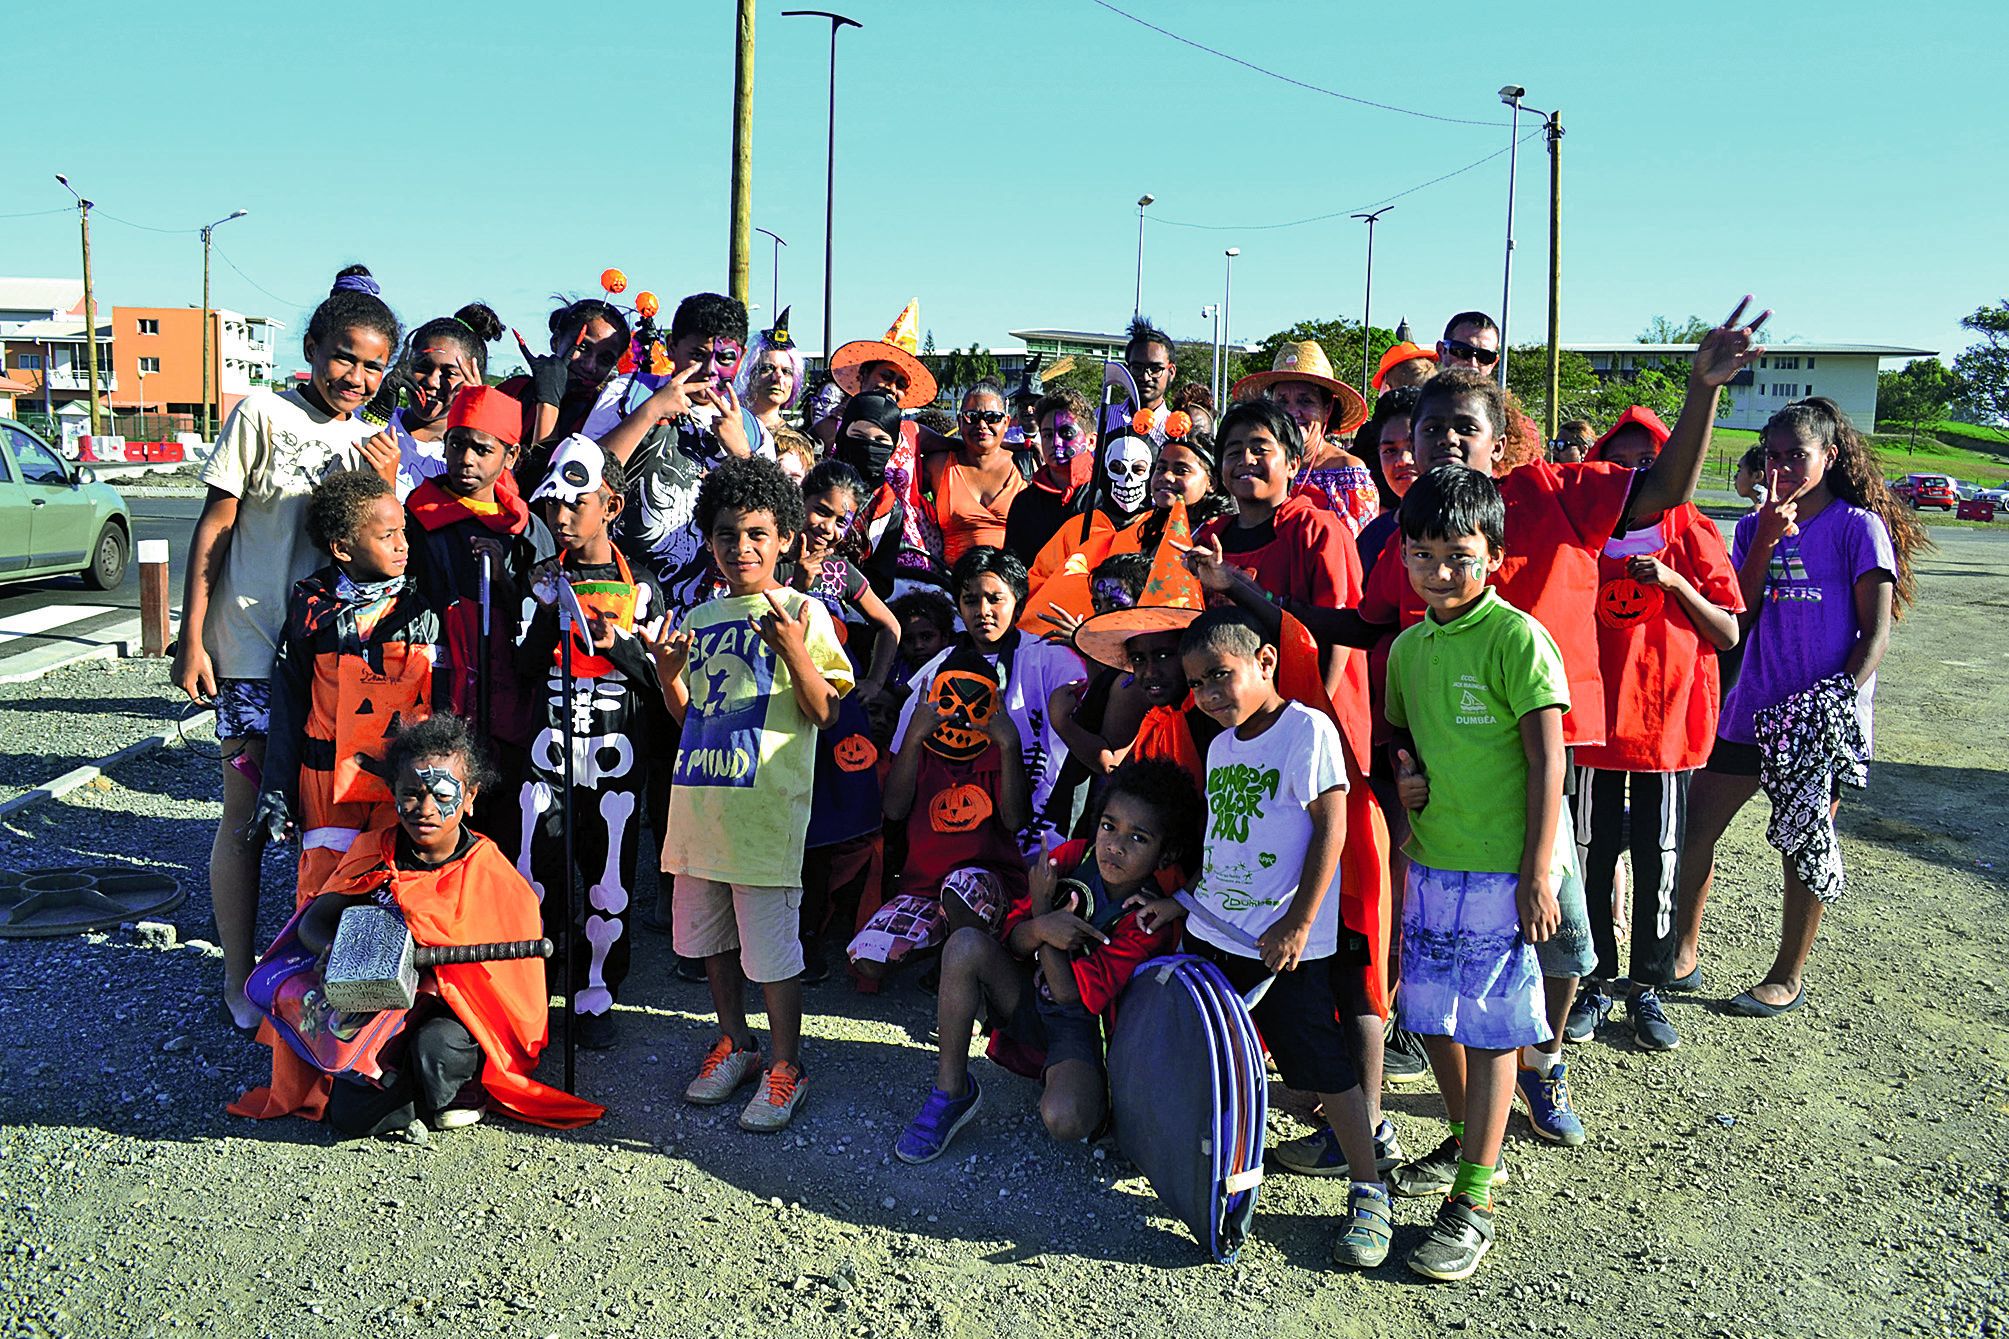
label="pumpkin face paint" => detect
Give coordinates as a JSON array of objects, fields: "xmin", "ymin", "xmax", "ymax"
[
  {"xmin": 1596, "ymin": 576, "xmax": 1666, "ymax": 628},
  {"xmin": 923, "ymin": 668, "xmax": 1000, "ymax": 763},
  {"xmin": 929, "ymin": 782, "xmax": 994, "ymax": 833}
]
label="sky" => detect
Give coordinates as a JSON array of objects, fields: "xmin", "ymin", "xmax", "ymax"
[{"xmin": 7, "ymin": 0, "xmax": 2005, "ymax": 377}]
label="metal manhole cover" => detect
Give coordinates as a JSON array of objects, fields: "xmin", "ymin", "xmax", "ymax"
[{"xmin": 0, "ymin": 866, "xmax": 184, "ymax": 938}]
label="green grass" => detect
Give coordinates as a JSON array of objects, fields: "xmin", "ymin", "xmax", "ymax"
[{"xmin": 1700, "ymin": 425, "xmax": 2009, "ymax": 487}]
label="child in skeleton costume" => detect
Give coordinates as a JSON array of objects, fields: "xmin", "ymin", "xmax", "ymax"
[
  {"xmin": 254, "ymin": 471, "xmax": 454, "ymax": 893},
  {"xmin": 517, "ymin": 437, "xmax": 668, "ymax": 1050}
]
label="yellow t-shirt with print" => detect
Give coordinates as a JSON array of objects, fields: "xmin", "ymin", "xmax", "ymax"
[{"xmin": 661, "ymin": 588, "xmax": 854, "ymax": 887}]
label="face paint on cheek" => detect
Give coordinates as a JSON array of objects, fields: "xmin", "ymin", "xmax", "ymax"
[
  {"xmin": 1091, "ymin": 577, "xmax": 1136, "ymax": 612},
  {"xmin": 1457, "ymin": 556, "xmax": 1489, "ymax": 580},
  {"xmin": 1046, "ymin": 414, "xmax": 1084, "ymax": 464},
  {"xmin": 408, "ymin": 767, "xmax": 466, "ymax": 819}
]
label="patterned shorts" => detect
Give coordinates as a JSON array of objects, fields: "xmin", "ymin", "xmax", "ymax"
[
  {"xmin": 214, "ymin": 677, "xmax": 272, "ymax": 741},
  {"xmin": 1398, "ymin": 861, "xmax": 1552, "ymax": 1051},
  {"xmin": 846, "ymin": 867, "xmax": 1008, "ymax": 967}
]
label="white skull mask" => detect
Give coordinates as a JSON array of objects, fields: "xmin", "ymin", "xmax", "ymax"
[{"xmin": 1106, "ymin": 438, "xmax": 1153, "ymax": 513}]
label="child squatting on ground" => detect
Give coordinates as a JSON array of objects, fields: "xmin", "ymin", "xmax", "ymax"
[
  {"xmin": 1382, "ymin": 465, "xmax": 1570, "ymax": 1281},
  {"xmin": 893, "ymin": 758, "xmax": 1203, "ymax": 1163},
  {"xmin": 645, "ymin": 456, "xmax": 853, "ymax": 1133}
]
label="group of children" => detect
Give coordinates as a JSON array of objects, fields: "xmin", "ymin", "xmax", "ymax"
[{"xmin": 185, "ymin": 275, "xmax": 1924, "ymax": 1282}]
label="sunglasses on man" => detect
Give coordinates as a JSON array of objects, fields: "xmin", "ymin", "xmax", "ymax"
[
  {"xmin": 1440, "ymin": 338, "xmax": 1500, "ymax": 366},
  {"xmin": 960, "ymin": 409, "xmax": 1007, "ymax": 426}
]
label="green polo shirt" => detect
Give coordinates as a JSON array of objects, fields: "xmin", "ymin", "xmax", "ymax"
[{"xmin": 1385, "ymin": 590, "xmax": 1571, "ymax": 874}]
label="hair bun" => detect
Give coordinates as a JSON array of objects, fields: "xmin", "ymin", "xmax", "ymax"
[
  {"xmin": 331, "ymin": 264, "xmax": 380, "ymax": 297},
  {"xmin": 455, "ymin": 302, "xmax": 503, "ymax": 342}
]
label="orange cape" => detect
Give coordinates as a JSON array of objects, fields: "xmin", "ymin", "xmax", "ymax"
[
  {"xmin": 1018, "ymin": 509, "xmax": 1147, "ymax": 635},
  {"xmin": 229, "ymin": 825, "xmax": 604, "ymax": 1129}
]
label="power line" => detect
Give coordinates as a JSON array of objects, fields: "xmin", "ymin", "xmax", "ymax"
[
  {"xmin": 92, "ymin": 210, "xmax": 196, "ymax": 235},
  {"xmin": 0, "ymin": 207, "xmax": 73, "ymax": 221},
  {"xmin": 1149, "ymin": 127, "xmax": 1546, "ymax": 233},
  {"xmin": 211, "ymin": 243, "xmax": 307, "ymax": 311},
  {"xmin": 1086, "ymin": 0, "xmax": 1510, "ymax": 128}
]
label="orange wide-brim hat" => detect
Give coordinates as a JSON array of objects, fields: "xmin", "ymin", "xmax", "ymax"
[
  {"xmin": 1072, "ymin": 498, "xmax": 1206, "ymax": 671},
  {"xmin": 1231, "ymin": 339, "xmax": 1369, "ymax": 436},
  {"xmin": 829, "ymin": 299, "xmax": 938, "ymax": 410},
  {"xmin": 1371, "ymin": 340, "xmax": 1438, "ymax": 392}
]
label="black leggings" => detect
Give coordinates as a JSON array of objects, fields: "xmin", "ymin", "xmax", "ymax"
[
  {"xmin": 327, "ymin": 1006, "xmax": 484, "ymax": 1138},
  {"xmin": 1572, "ymin": 766, "xmax": 1689, "ymax": 987}
]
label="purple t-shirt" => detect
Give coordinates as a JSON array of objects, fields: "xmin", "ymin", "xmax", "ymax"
[{"xmin": 1719, "ymin": 501, "xmax": 1895, "ymax": 748}]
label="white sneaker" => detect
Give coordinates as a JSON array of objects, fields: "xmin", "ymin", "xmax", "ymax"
[
  {"xmin": 738, "ymin": 1063, "xmax": 807, "ymax": 1133},
  {"xmin": 685, "ymin": 1036, "xmax": 762, "ymax": 1106},
  {"xmin": 431, "ymin": 1105, "xmax": 484, "ymax": 1130}
]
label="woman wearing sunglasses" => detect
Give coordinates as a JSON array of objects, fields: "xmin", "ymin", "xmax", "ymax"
[{"xmin": 926, "ymin": 380, "xmax": 1027, "ymax": 565}]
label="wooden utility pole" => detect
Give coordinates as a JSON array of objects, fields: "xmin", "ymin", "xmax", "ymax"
[
  {"xmin": 728, "ymin": 0, "xmax": 755, "ymax": 305},
  {"xmin": 1544, "ymin": 109, "xmax": 1565, "ymax": 439},
  {"xmin": 79, "ymin": 202, "xmax": 103, "ymax": 437}
]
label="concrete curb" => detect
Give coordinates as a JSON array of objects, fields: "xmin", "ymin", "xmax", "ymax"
[
  {"xmin": 0, "ymin": 710, "xmax": 214, "ymax": 820},
  {"xmin": 0, "ymin": 617, "xmax": 143, "ymax": 685}
]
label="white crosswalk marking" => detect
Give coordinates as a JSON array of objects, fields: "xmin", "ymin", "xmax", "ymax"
[{"xmin": 0, "ymin": 605, "xmax": 118, "ymax": 647}]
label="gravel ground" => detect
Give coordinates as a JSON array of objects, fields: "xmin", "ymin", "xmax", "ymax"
[
  {"xmin": 1, "ymin": 529, "xmax": 2005, "ymax": 1339},
  {"xmin": 0, "ymin": 659, "xmax": 192, "ymax": 805}
]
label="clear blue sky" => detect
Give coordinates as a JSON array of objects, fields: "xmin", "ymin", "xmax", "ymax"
[{"xmin": 9, "ymin": 0, "xmax": 2004, "ymax": 375}]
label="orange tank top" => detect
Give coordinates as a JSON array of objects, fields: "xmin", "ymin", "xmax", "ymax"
[{"xmin": 936, "ymin": 460, "xmax": 1025, "ymax": 565}]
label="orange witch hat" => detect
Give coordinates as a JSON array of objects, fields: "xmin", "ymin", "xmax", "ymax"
[{"xmin": 1072, "ymin": 499, "xmax": 1204, "ymax": 671}]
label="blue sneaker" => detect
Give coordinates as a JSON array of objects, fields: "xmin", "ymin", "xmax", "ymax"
[
  {"xmin": 1331, "ymin": 1181, "xmax": 1395, "ymax": 1269},
  {"xmin": 1628, "ymin": 987, "xmax": 1681, "ymax": 1051},
  {"xmin": 1516, "ymin": 1058, "xmax": 1587, "ymax": 1146},
  {"xmin": 1562, "ymin": 988, "xmax": 1615, "ymax": 1043},
  {"xmin": 894, "ymin": 1077, "xmax": 982, "ymax": 1164},
  {"xmin": 1274, "ymin": 1126, "xmax": 1348, "ymax": 1176}
]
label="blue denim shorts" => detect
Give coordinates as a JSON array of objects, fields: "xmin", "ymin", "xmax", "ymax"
[
  {"xmin": 1398, "ymin": 861, "xmax": 1553, "ymax": 1051},
  {"xmin": 1534, "ymin": 826, "xmax": 1598, "ymax": 981},
  {"xmin": 214, "ymin": 677, "xmax": 272, "ymax": 741}
]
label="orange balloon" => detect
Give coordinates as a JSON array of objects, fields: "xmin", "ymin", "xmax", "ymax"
[
  {"xmin": 635, "ymin": 291, "xmax": 660, "ymax": 319},
  {"xmin": 600, "ymin": 268, "xmax": 628, "ymax": 295}
]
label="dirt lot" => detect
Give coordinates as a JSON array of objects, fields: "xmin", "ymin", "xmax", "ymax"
[{"xmin": 1, "ymin": 525, "xmax": 2005, "ymax": 1339}]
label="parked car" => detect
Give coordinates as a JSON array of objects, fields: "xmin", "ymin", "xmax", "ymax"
[
  {"xmin": 0, "ymin": 417, "xmax": 132, "ymax": 590},
  {"xmin": 1952, "ymin": 478, "xmax": 1980, "ymax": 501},
  {"xmin": 1979, "ymin": 484, "xmax": 2009, "ymax": 508},
  {"xmin": 1892, "ymin": 473, "xmax": 1957, "ymax": 511}
]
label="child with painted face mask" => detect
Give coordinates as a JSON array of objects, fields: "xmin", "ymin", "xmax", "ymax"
[
  {"xmin": 385, "ymin": 303, "xmax": 503, "ymax": 501},
  {"xmin": 1045, "ymin": 552, "xmax": 1154, "ymax": 832},
  {"xmin": 1003, "ymin": 387, "xmax": 1099, "ymax": 564},
  {"xmin": 516, "ymin": 437, "xmax": 670, "ymax": 1051},
  {"xmin": 254, "ymin": 470, "xmax": 453, "ymax": 896},
  {"xmin": 893, "ymin": 758, "xmax": 1201, "ymax": 1163},
  {"xmin": 892, "ymin": 547, "xmax": 1086, "ymax": 856}
]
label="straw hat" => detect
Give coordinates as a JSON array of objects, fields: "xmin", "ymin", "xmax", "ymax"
[
  {"xmin": 1371, "ymin": 340, "xmax": 1438, "ymax": 391},
  {"xmin": 1231, "ymin": 341, "xmax": 1369, "ymax": 436},
  {"xmin": 1073, "ymin": 499, "xmax": 1206, "ymax": 671},
  {"xmin": 829, "ymin": 300, "xmax": 938, "ymax": 409}
]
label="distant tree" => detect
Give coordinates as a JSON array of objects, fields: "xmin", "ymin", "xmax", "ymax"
[
  {"xmin": 1244, "ymin": 317, "xmax": 1400, "ymax": 401},
  {"xmin": 1637, "ymin": 315, "xmax": 1714, "ymax": 344},
  {"xmin": 921, "ymin": 328, "xmax": 937, "ymax": 356},
  {"xmin": 1504, "ymin": 344, "xmax": 1601, "ymax": 427},
  {"xmin": 1952, "ymin": 300, "xmax": 2009, "ymax": 424},
  {"xmin": 1879, "ymin": 358, "xmax": 1962, "ymax": 448}
]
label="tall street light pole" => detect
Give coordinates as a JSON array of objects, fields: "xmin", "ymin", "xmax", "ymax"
[
  {"xmin": 200, "ymin": 208, "xmax": 248, "ymax": 442},
  {"xmin": 785, "ymin": 9, "xmax": 861, "ymax": 362},
  {"xmin": 1222, "ymin": 248, "xmax": 1240, "ymax": 399},
  {"xmin": 54, "ymin": 174, "xmax": 103, "ymax": 437},
  {"xmin": 1497, "ymin": 85, "xmax": 1527, "ymax": 389},
  {"xmin": 1133, "ymin": 194, "xmax": 1154, "ymax": 319},
  {"xmin": 1201, "ymin": 304, "xmax": 1219, "ymax": 405},
  {"xmin": 754, "ymin": 228, "xmax": 787, "ymax": 321},
  {"xmin": 1351, "ymin": 206, "xmax": 1393, "ymax": 393}
]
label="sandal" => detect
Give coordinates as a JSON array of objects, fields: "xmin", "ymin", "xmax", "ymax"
[{"xmin": 1726, "ymin": 985, "xmax": 1806, "ymax": 1017}]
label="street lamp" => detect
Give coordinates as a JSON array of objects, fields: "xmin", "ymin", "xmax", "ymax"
[
  {"xmin": 1351, "ymin": 206, "xmax": 1393, "ymax": 393},
  {"xmin": 1133, "ymin": 194, "xmax": 1154, "ymax": 319},
  {"xmin": 54, "ymin": 174, "xmax": 103, "ymax": 437},
  {"xmin": 1222, "ymin": 248, "xmax": 1239, "ymax": 399},
  {"xmin": 136, "ymin": 365, "xmax": 149, "ymax": 430},
  {"xmin": 784, "ymin": 9, "xmax": 862, "ymax": 361},
  {"xmin": 1200, "ymin": 303, "xmax": 1220, "ymax": 406},
  {"xmin": 200, "ymin": 208, "xmax": 248, "ymax": 441},
  {"xmin": 754, "ymin": 227, "xmax": 787, "ymax": 322},
  {"xmin": 1498, "ymin": 85, "xmax": 1528, "ymax": 388}
]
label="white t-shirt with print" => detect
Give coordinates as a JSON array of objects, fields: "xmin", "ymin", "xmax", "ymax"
[
  {"xmin": 198, "ymin": 388, "xmax": 373, "ymax": 680},
  {"xmin": 390, "ymin": 408, "xmax": 446, "ymax": 502},
  {"xmin": 1188, "ymin": 701, "xmax": 1349, "ymax": 960},
  {"xmin": 894, "ymin": 635, "xmax": 1085, "ymax": 856}
]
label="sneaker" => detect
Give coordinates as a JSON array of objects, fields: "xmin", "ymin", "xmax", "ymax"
[
  {"xmin": 674, "ymin": 955, "xmax": 708, "ymax": 983},
  {"xmin": 576, "ymin": 1009, "xmax": 619, "ymax": 1052},
  {"xmin": 1331, "ymin": 1181, "xmax": 1395, "ymax": 1269},
  {"xmin": 1628, "ymin": 987, "xmax": 1681, "ymax": 1051},
  {"xmin": 1516, "ymin": 1058, "xmax": 1587, "ymax": 1146},
  {"xmin": 684, "ymin": 1035, "xmax": 762, "ymax": 1106},
  {"xmin": 894, "ymin": 1076, "xmax": 983, "ymax": 1164},
  {"xmin": 1406, "ymin": 1191, "xmax": 1496, "ymax": 1281},
  {"xmin": 1389, "ymin": 1135, "xmax": 1509, "ymax": 1198},
  {"xmin": 739, "ymin": 1062, "xmax": 808, "ymax": 1133},
  {"xmin": 431, "ymin": 1105, "xmax": 484, "ymax": 1130},
  {"xmin": 1273, "ymin": 1126, "xmax": 1348, "ymax": 1177},
  {"xmin": 1373, "ymin": 1117, "xmax": 1405, "ymax": 1173},
  {"xmin": 1382, "ymin": 1023, "xmax": 1431, "ymax": 1084},
  {"xmin": 798, "ymin": 939, "xmax": 830, "ymax": 985},
  {"xmin": 1562, "ymin": 988, "xmax": 1615, "ymax": 1042}
]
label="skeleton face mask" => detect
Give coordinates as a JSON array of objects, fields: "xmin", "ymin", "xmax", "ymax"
[{"xmin": 1106, "ymin": 437, "xmax": 1153, "ymax": 514}]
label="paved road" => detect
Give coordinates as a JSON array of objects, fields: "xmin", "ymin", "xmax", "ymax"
[{"xmin": 0, "ymin": 496, "xmax": 200, "ymax": 674}]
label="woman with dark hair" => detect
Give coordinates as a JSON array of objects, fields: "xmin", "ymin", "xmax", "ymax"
[
  {"xmin": 926, "ymin": 379, "xmax": 1026, "ymax": 565},
  {"xmin": 500, "ymin": 296, "xmax": 633, "ymax": 448},
  {"xmin": 388, "ymin": 302, "xmax": 502, "ymax": 499},
  {"xmin": 174, "ymin": 263, "xmax": 404, "ymax": 1032}
]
